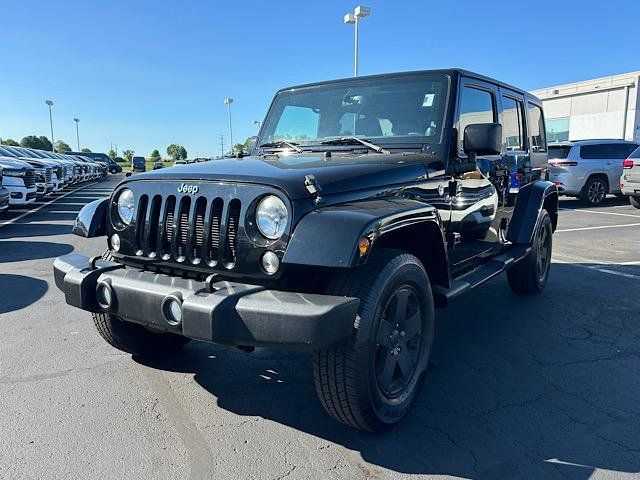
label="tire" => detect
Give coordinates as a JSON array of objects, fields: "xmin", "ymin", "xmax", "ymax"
[
  {"xmin": 630, "ymin": 196, "xmax": 640, "ymax": 209},
  {"xmin": 507, "ymin": 209, "xmax": 553, "ymax": 294},
  {"xmin": 92, "ymin": 251, "xmax": 190, "ymax": 357},
  {"xmin": 313, "ymin": 248, "xmax": 435, "ymax": 432},
  {"xmin": 580, "ymin": 176, "xmax": 608, "ymax": 206}
]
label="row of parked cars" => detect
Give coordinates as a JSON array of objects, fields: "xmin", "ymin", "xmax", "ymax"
[
  {"xmin": 0, "ymin": 146, "xmax": 117, "ymax": 212},
  {"xmin": 548, "ymin": 138, "xmax": 640, "ymax": 208}
]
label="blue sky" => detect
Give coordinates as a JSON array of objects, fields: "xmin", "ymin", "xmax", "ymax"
[{"xmin": 1, "ymin": 0, "xmax": 638, "ymax": 158}]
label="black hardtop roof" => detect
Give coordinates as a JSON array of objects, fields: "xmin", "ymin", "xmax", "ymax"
[{"xmin": 277, "ymin": 68, "xmax": 541, "ymax": 105}]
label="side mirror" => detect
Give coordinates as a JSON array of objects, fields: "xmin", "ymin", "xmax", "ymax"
[{"xmin": 463, "ymin": 123, "xmax": 502, "ymax": 156}]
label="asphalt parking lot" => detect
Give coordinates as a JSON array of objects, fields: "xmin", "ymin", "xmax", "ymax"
[{"xmin": 0, "ymin": 176, "xmax": 639, "ymax": 480}]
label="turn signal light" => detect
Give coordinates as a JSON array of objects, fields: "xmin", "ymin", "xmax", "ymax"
[{"xmin": 358, "ymin": 236, "xmax": 371, "ymax": 254}]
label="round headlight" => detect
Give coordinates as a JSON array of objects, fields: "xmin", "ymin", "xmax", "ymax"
[
  {"xmin": 256, "ymin": 195, "xmax": 288, "ymax": 240},
  {"xmin": 116, "ymin": 188, "xmax": 135, "ymax": 225}
]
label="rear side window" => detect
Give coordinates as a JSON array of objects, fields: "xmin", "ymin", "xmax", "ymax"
[
  {"xmin": 631, "ymin": 147, "xmax": 640, "ymax": 159},
  {"xmin": 458, "ymin": 86, "xmax": 496, "ymax": 151},
  {"xmin": 501, "ymin": 96, "xmax": 524, "ymax": 151},
  {"xmin": 580, "ymin": 143, "xmax": 639, "ymax": 159},
  {"xmin": 548, "ymin": 145, "xmax": 572, "ymax": 159},
  {"xmin": 527, "ymin": 103, "xmax": 546, "ymax": 152}
]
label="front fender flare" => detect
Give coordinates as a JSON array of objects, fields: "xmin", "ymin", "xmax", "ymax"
[
  {"xmin": 506, "ymin": 180, "xmax": 558, "ymax": 244},
  {"xmin": 72, "ymin": 198, "xmax": 108, "ymax": 238},
  {"xmin": 282, "ymin": 198, "xmax": 442, "ymax": 268}
]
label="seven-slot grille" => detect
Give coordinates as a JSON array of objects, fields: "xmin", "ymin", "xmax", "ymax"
[
  {"xmin": 134, "ymin": 194, "xmax": 242, "ymax": 268},
  {"xmin": 24, "ymin": 170, "xmax": 35, "ymax": 188}
]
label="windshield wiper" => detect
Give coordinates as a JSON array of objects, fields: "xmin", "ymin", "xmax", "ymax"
[
  {"xmin": 320, "ymin": 137, "xmax": 391, "ymax": 154},
  {"xmin": 259, "ymin": 141, "xmax": 303, "ymax": 153}
]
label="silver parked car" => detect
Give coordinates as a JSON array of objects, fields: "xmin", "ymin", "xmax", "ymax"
[
  {"xmin": 548, "ymin": 139, "xmax": 639, "ymax": 206},
  {"xmin": 621, "ymin": 146, "xmax": 640, "ymax": 208}
]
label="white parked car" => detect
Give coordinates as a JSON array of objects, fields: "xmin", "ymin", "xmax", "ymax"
[
  {"xmin": 548, "ymin": 139, "xmax": 639, "ymax": 205},
  {"xmin": 621, "ymin": 146, "xmax": 640, "ymax": 208}
]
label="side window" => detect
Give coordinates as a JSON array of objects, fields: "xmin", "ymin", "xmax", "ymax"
[
  {"xmin": 581, "ymin": 143, "xmax": 640, "ymax": 159},
  {"xmin": 458, "ymin": 86, "xmax": 496, "ymax": 152},
  {"xmin": 527, "ymin": 103, "xmax": 546, "ymax": 153},
  {"xmin": 501, "ymin": 96, "xmax": 524, "ymax": 151},
  {"xmin": 273, "ymin": 105, "xmax": 319, "ymax": 142}
]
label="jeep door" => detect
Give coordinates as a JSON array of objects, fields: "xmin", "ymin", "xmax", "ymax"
[{"xmin": 447, "ymin": 78, "xmax": 504, "ymax": 272}]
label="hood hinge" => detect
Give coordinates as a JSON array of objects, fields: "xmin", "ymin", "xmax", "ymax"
[{"xmin": 304, "ymin": 174, "xmax": 323, "ymax": 204}]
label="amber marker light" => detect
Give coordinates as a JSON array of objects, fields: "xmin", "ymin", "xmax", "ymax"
[{"xmin": 358, "ymin": 236, "xmax": 371, "ymax": 254}]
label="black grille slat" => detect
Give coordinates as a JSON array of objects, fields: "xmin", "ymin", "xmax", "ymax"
[
  {"xmin": 161, "ymin": 196, "xmax": 176, "ymax": 258},
  {"xmin": 222, "ymin": 199, "xmax": 241, "ymax": 267},
  {"xmin": 207, "ymin": 198, "xmax": 224, "ymax": 264},
  {"xmin": 144, "ymin": 195, "xmax": 162, "ymax": 255},
  {"xmin": 135, "ymin": 195, "xmax": 149, "ymax": 253},
  {"xmin": 176, "ymin": 197, "xmax": 191, "ymax": 260},
  {"xmin": 192, "ymin": 197, "xmax": 207, "ymax": 262}
]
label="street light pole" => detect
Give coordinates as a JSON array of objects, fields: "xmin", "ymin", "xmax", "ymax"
[
  {"xmin": 45, "ymin": 100, "xmax": 54, "ymax": 149},
  {"xmin": 344, "ymin": 6, "xmax": 371, "ymax": 77},
  {"xmin": 224, "ymin": 98, "xmax": 234, "ymax": 153},
  {"xmin": 73, "ymin": 118, "xmax": 80, "ymax": 151}
]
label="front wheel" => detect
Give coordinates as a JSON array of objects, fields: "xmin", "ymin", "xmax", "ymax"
[
  {"xmin": 507, "ymin": 209, "xmax": 553, "ymax": 294},
  {"xmin": 313, "ymin": 249, "xmax": 435, "ymax": 432},
  {"xmin": 630, "ymin": 196, "xmax": 640, "ymax": 209}
]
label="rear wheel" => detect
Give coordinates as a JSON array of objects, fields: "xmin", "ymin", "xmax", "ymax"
[
  {"xmin": 92, "ymin": 251, "xmax": 190, "ymax": 357},
  {"xmin": 313, "ymin": 249, "xmax": 435, "ymax": 432},
  {"xmin": 630, "ymin": 196, "xmax": 640, "ymax": 209},
  {"xmin": 581, "ymin": 176, "xmax": 608, "ymax": 206},
  {"xmin": 507, "ymin": 210, "xmax": 553, "ymax": 294}
]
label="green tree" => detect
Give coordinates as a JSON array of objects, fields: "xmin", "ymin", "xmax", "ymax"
[
  {"xmin": 55, "ymin": 140, "xmax": 71, "ymax": 153},
  {"xmin": 107, "ymin": 148, "xmax": 117, "ymax": 160},
  {"xmin": 1, "ymin": 138, "xmax": 19, "ymax": 146},
  {"xmin": 81, "ymin": 148, "xmax": 92, "ymax": 153},
  {"xmin": 150, "ymin": 149, "xmax": 161, "ymax": 161},
  {"xmin": 166, "ymin": 144, "xmax": 187, "ymax": 161},
  {"xmin": 122, "ymin": 149, "xmax": 135, "ymax": 162},
  {"xmin": 233, "ymin": 143, "xmax": 246, "ymax": 155},
  {"xmin": 20, "ymin": 135, "xmax": 53, "ymax": 151}
]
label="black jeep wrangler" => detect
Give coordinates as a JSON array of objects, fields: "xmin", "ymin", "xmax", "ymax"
[{"xmin": 54, "ymin": 69, "xmax": 557, "ymax": 431}]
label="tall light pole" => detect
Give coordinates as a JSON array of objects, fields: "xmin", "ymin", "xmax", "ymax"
[
  {"xmin": 224, "ymin": 98, "xmax": 234, "ymax": 152},
  {"xmin": 73, "ymin": 118, "xmax": 80, "ymax": 151},
  {"xmin": 45, "ymin": 100, "xmax": 55, "ymax": 149},
  {"xmin": 343, "ymin": 6, "xmax": 371, "ymax": 77}
]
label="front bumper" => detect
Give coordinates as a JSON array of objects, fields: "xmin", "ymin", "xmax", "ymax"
[{"xmin": 53, "ymin": 253, "xmax": 359, "ymax": 350}]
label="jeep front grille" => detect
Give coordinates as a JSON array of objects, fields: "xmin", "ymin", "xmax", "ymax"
[{"xmin": 134, "ymin": 194, "xmax": 241, "ymax": 268}]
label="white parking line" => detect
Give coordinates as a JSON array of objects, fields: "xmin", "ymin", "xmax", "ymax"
[
  {"xmin": 0, "ymin": 182, "xmax": 98, "ymax": 228},
  {"xmin": 553, "ymin": 258, "xmax": 640, "ymax": 280},
  {"xmin": 559, "ymin": 207, "xmax": 639, "ymax": 218},
  {"xmin": 555, "ymin": 222, "xmax": 640, "ymax": 233}
]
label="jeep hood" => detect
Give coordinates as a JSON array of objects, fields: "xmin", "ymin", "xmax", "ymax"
[{"xmin": 126, "ymin": 154, "xmax": 430, "ymax": 199}]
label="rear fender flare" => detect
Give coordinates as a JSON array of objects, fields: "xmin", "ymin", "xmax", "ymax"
[{"xmin": 507, "ymin": 181, "xmax": 558, "ymax": 244}]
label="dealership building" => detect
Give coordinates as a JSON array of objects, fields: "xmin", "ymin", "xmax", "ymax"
[{"xmin": 530, "ymin": 71, "xmax": 640, "ymax": 143}]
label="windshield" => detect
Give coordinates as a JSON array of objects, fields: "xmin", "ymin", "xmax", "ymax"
[
  {"xmin": 260, "ymin": 73, "xmax": 449, "ymax": 148},
  {"xmin": 548, "ymin": 145, "xmax": 572, "ymax": 159}
]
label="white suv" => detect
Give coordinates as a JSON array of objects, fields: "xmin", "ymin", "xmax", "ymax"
[
  {"xmin": 621, "ymin": 146, "xmax": 640, "ymax": 208},
  {"xmin": 548, "ymin": 139, "xmax": 639, "ymax": 206}
]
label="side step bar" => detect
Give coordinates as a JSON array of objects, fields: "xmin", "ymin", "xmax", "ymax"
[{"xmin": 432, "ymin": 245, "xmax": 531, "ymax": 307}]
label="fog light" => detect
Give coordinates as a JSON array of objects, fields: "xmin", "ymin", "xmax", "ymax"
[
  {"xmin": 96, "ymin": 282, "xmax": 113, "ymax": 309},
  {"xmin": 162, "ymin": 296, "xmax": 183, "ymax": 325},
  {"xmin": 111, "ymin": 233, "xmax": 121, "ymax": 252},
  {"xmin": 261, "ymin": 251, "xmax": 280, "ymax": 275}
]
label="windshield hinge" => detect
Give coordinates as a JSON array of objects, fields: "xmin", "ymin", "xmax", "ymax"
[{"xmin": 304, "ymin": 174, "xmax": 323, "ymax": 204}]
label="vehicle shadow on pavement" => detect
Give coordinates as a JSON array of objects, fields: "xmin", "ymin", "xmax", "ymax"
[
  {"xmin": 559, "ymin": 195, "xmax": 632, "ymax": 210},
  {"xmin": 135, "ymin": 263, "xmax": 640, "ymax": 480},
  {"xmin": 0, "ymin": 223, "xmax": 72, "ymax": 239},
  {"xmin": 0, "ymin": 240, "xmax": 73, "ymax": 263},
  {"xmin": 0, "ymin": 274, "xmax": 48, "ymax": 314}
]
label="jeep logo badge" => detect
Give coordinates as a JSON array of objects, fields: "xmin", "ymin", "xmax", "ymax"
[{"xmin": 178, "ymin": 183, "xmax": 199, "ymax": 195}]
